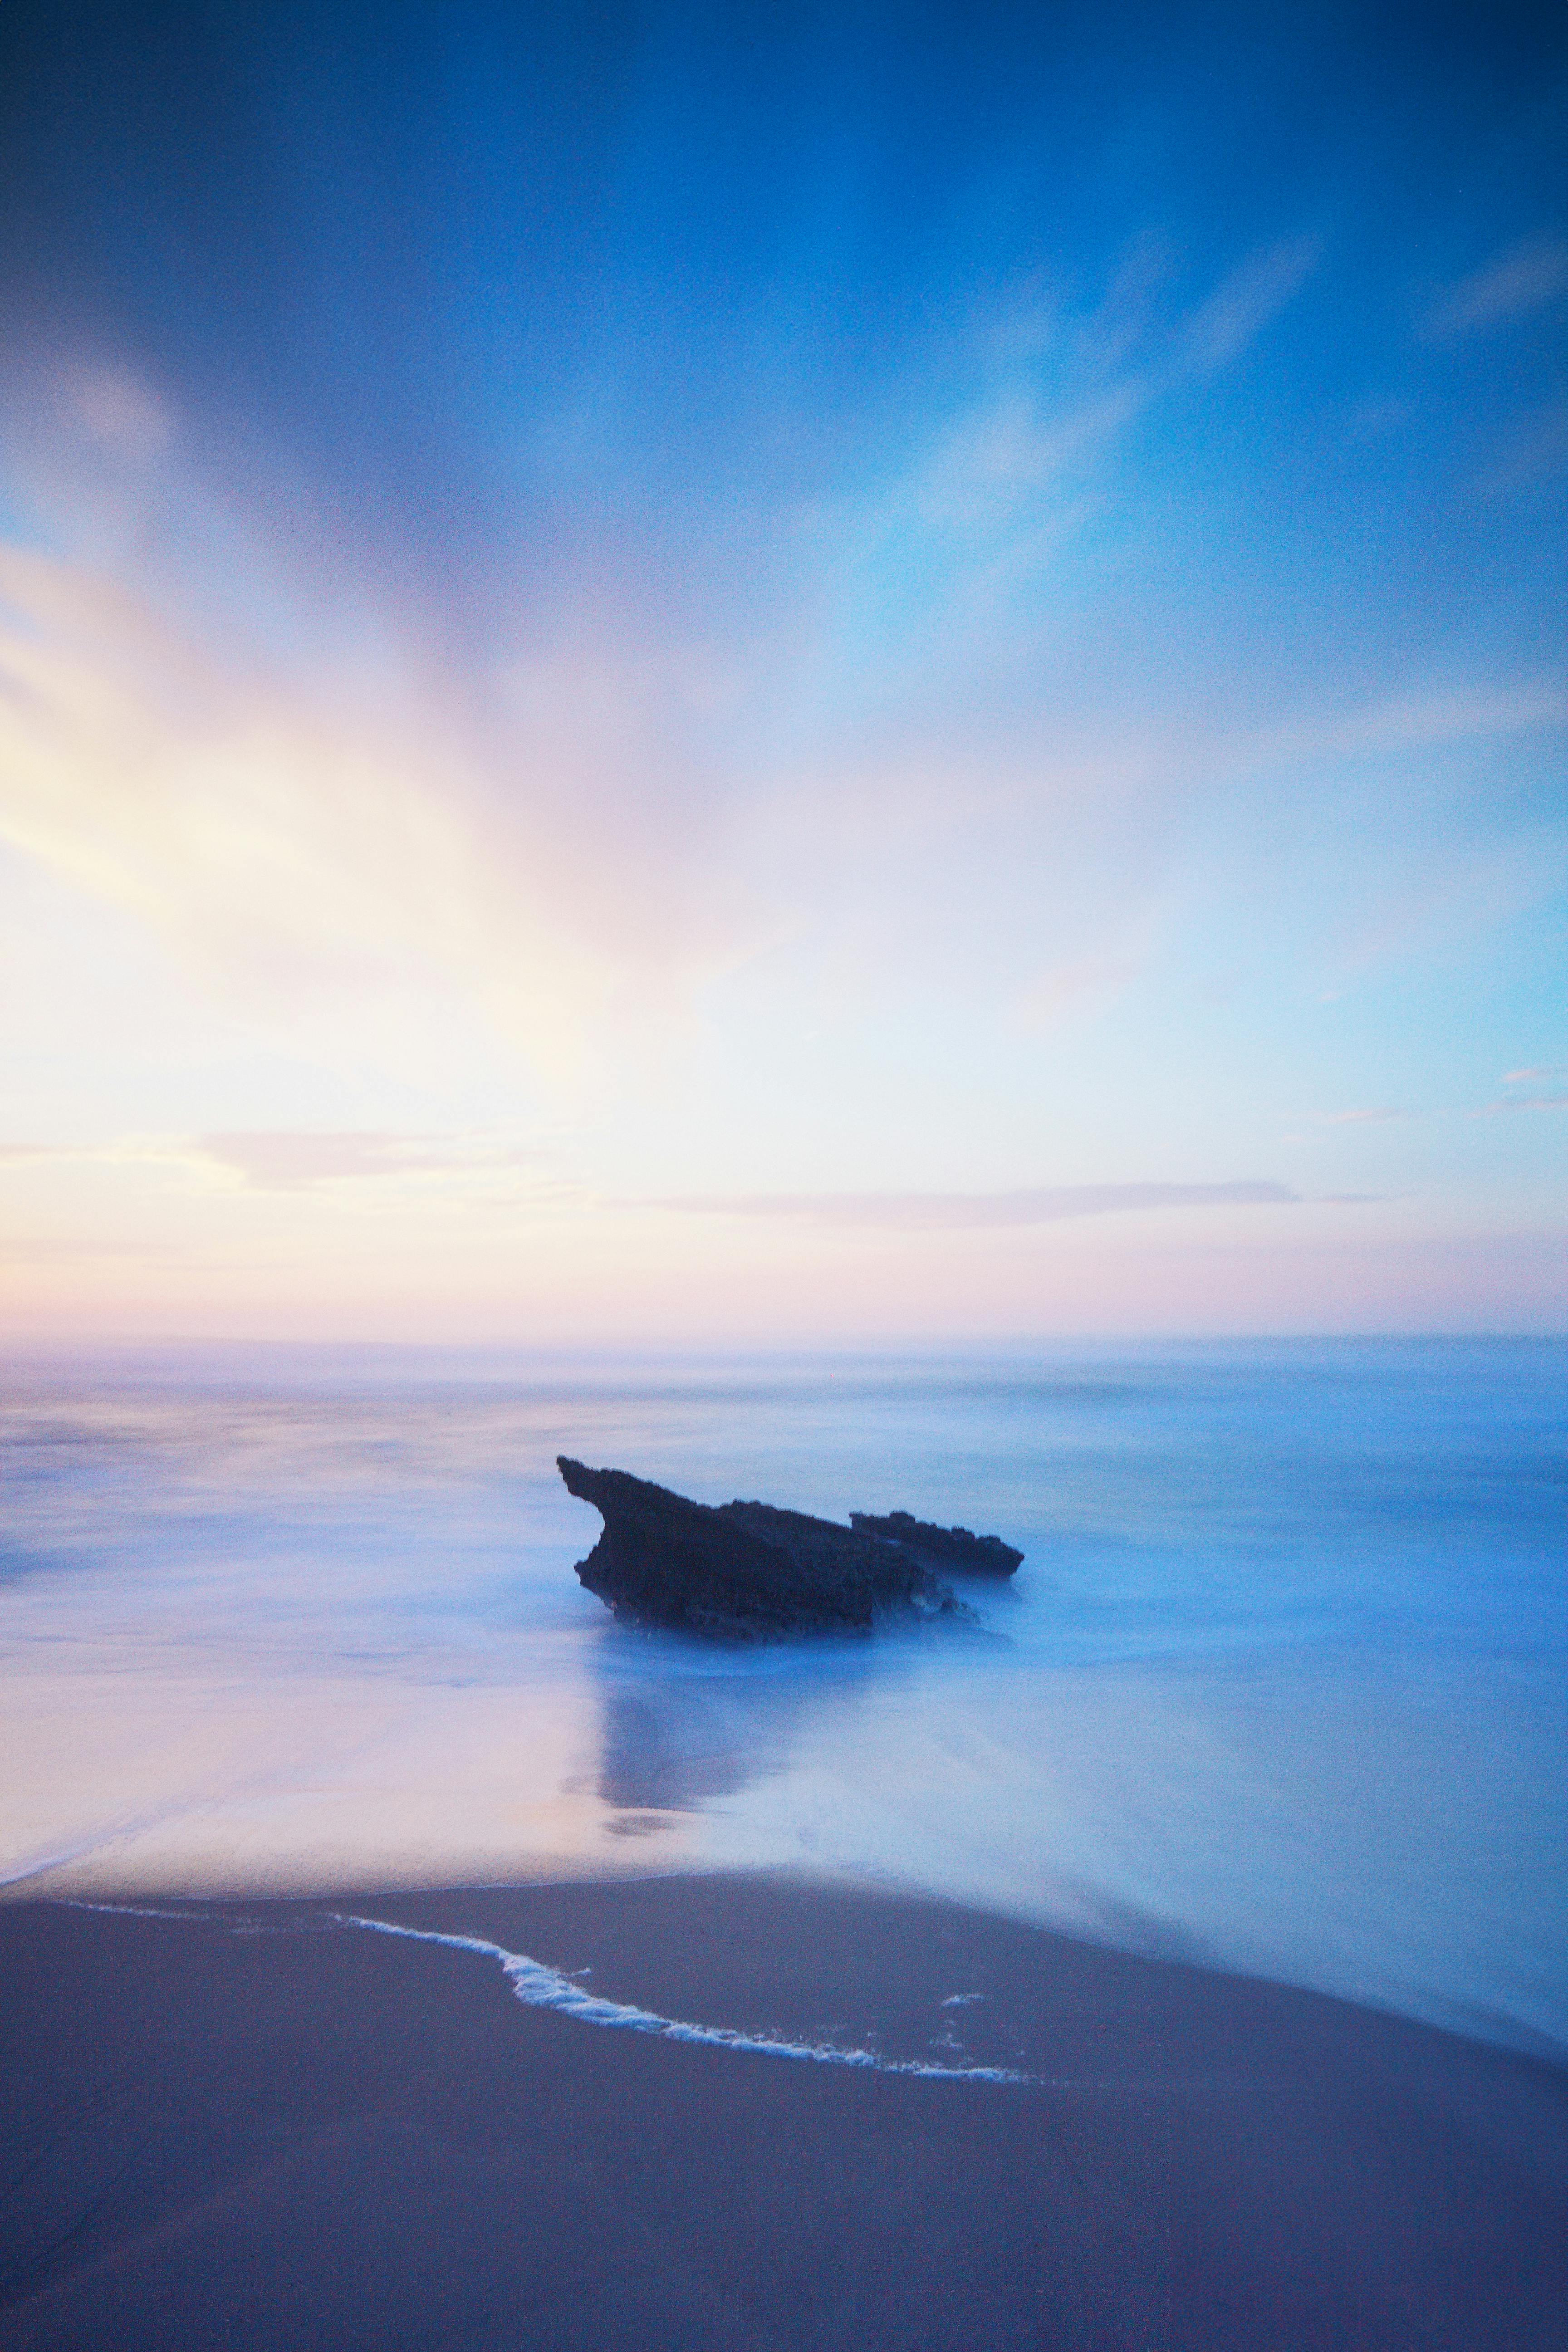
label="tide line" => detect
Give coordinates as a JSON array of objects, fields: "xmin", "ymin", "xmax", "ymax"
[{"xmin": 334, "ymin": 1912, "xmax": 1039, "ymax": 2084}]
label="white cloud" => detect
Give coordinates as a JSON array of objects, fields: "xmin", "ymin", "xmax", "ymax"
[
  {"xmin": 656, "ymin": 1181, "xmax": 1299, "ymax": 1230},
  {"xmin": 1425, "ymin": 237, "xmax": 1568, "ymax": 338},
  {"xmin": 72, "ymin": 369, "xmax": 173, "ymax": 460}
]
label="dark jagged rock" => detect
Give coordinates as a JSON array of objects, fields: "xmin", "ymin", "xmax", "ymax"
[
  {"xmin": 848, "ymin": 1509, "xmax": 1024, "ymax": 1579},
  {"xmin": 557, "ymin": 1457, "xmax": 1022, "ymax": 1640}
]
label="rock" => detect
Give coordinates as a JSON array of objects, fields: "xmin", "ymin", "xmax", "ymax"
[
  {"xmin": 848, "ymin": 1509, "xmax": 1024, "ymax": 1578},
  {"xmin": 557, "ymin": 1457, "xmax": 1021, "ymax": 1640}
]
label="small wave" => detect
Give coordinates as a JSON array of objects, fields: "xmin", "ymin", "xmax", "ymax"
[{"xmin": 334, "ymin": 1912, "xmax": 1039, "ymax": 2083}]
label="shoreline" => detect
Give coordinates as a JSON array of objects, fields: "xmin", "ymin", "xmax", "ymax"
[{"xmin": 3, "ymin": 1872, "xmax": 1564, "ymax": 2348}]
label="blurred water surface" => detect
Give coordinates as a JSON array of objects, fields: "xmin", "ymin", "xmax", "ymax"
[{"xmin": 2, "ymin": 1338, "xmax": 1563, "ymax": 2051}]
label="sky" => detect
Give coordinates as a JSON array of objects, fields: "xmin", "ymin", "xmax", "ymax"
[{"xmin": 0, "ymin": 0, "xmax": 1563, "ymax": 1342}]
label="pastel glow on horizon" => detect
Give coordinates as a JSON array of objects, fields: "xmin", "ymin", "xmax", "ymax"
[{"xmin": 0, "ymin": 4, "xmax": 1563, "ymax": 1339}]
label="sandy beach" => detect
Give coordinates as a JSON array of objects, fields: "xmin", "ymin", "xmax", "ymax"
[{"xmin": 2, "ymin": 1873, "xmax": 1563, "ymax": 2350}]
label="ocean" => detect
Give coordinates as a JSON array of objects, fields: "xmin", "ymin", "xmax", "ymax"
[{"xmin": 2, "ymin": 1338, "xmax": 1563, "ymax": 2055}]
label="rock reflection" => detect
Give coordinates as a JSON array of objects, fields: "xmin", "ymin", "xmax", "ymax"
[{"xmin": 593, "ymin": 1647, "xmax": 873, "ymax": 1828}]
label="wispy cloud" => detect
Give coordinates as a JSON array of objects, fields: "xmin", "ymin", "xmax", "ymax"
[
  {"xmin": 1473, "ymin": 1094, "xmax": 1568, "ymax": 1116},
  {"xmin": 199, "ymin": 1132, "xmax": 440, "ymax": 1189},
  {"xmin": 0, "ymin": 1130, "xmax": 573, "ymax": 1199},
  {"xmin": 0, "ymin": 1137, "xmax": 194, "ymax": 1174},
  {"xmin": 1176, "ymin": 238, "xmax": 1321, "ymax": 373},
  {"xmin": 1246, "ymin": 679, "xmax": 1568, "ymax": 768},
  {"xmin": 197, "ymin": 1131, "xmax": 567, "ymax": 1193},
  {"xmin": 1424, "ymin": 237, "xmax": 1568, "ymax": 338},
  {"xmin": 1308, "ymin": 828, "xmax": 1568, "ymax": 1002},
  {"xmin": 0, "ymin": 534, "xmax": 757, "ymax": 1074},
  {"xmin": 1478, "ymin": 403, "xmax": 1568, "ymax": 495},
  {"xmin": 1015, "ymin": 900, "xmax": 1166, "ymax": 1028},
  {"xmin": 1503, "ymin": 1066, "xmax": 1568, "ymax": 1084},
  {"xmin": 977, "ymin": 236, "xmax": 1320, "ymax": 498},
  {"xmin": 1319, "ymin": 1108, "xmax": 1408, "ymax": 1126},
  {"xmin": 72, "ymin": 368, "xmax": 174, "ymax": 461},
  {"xmin": 816, "ymin": 233, "xmax": 1322, "ymax": 648},
  {"xmin": 657, "ymin": 1181, "xmax": 1299, "ymax": 1231}
]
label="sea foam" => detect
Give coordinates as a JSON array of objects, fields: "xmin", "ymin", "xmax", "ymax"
[{"xmin": 333, "ymin": 1911, "xmax": 1037, "ymax": 2082}]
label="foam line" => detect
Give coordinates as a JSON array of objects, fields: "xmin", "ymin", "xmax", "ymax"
[
  {"xmin": 65, "ymin": 1898, "xmax": 214, "ymax": 1921},
  {"xmin": 335, "ymin": 1912, "xmax": 1040, "ymax": 2083}
]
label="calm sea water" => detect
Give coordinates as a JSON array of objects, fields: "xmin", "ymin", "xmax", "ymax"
[{"xmin": 2, "ymin": 1339, "xmax": 1563, "ymax": 2053}]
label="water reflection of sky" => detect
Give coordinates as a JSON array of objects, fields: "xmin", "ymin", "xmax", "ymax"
[{"xmin": 1, "ymin": 1342, "xmax": 1564, "ymax": 2053}]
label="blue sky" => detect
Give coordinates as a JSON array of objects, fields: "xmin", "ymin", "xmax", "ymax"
[{"xmin": 0, "ymin": 3, "xmax": 1563, "ymax": 1338}]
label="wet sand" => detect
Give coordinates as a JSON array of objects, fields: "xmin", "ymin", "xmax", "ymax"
[{"xmin": 1, "ymin": 1874, "xmax": 1563, "ymax": 2349}]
